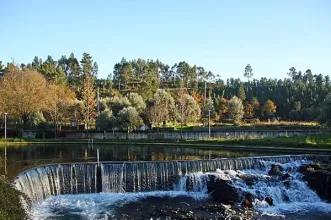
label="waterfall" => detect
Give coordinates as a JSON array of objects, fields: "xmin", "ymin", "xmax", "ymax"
[
  {"xmin": 15, "ymin": 164, "xmax": 97, "ymax": 203},
  {"xmin": 14, "ymin": 155, "xmax": 330, "ymax": 204},
  {"xmin": 101, "ymin": 155, "xmax": 327, "ymax": 193}
]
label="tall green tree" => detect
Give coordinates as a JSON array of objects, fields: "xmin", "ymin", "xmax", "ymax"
[
  {"xmin": 237, "ymin": 84, "xmax": 246, "ymax": 100},
  {"xmin": 244, "ymin": 64, "xmax": 253, "ymax": 81},
  {"xmin": 80, "ymin": 75, "xmax": 96, "ymax": 130},
  {"xmin": 228, "ymin": 96, "xmax": 244, "ymax": 123}
]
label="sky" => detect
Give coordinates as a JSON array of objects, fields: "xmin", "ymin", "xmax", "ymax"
[{"xmin": 1, "ymin": 0, "xmax": 331, "ymax": 80}]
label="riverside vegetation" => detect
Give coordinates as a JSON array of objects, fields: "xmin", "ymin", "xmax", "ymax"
[
  {"xmin": 0, "ymin": 177, "xmax": 29, "ymax": 220},
  {"xmin": 1, "ymin": 56, "xmax": 331, "ymax": 138}
]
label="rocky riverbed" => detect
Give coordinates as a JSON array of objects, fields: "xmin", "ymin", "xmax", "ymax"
[{"xmin": 112, "ymin": 157, "xmax": 331, "ymax": 220}]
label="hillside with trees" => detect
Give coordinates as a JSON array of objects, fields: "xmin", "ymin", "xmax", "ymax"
[{"xmin": 1, "ymin": 54, "xmax": 330, "ymax": 136}]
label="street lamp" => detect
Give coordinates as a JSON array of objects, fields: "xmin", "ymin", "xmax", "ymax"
[
  {"xmin": 4, "ymin": 113, "xmax": 7, "ymax": 139},
  {"xmin": 208, "ymin": 110, "xmax": 211, "ymax": 138}
]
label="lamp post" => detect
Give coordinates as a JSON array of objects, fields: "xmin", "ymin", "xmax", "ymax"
[
  {"xmin": 4, "ymin": 113, "xmax": 7, "ymax": 139},
  {"xmin": 208, "ymin": 110, "xmax": 211, "ymax": 138}
]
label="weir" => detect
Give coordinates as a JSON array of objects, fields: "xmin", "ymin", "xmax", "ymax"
[{"xmin": 14, "ymin": 155, "xmax": 330, "ymax": 204}]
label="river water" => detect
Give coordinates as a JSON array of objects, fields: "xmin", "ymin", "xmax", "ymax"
[
  {"xmin": 0, "ymin": 143, "xmax": 291, "ymax": 180},
  {"xmin": 1, "ymin": 144, "xmax": 330, "ymax": 219}
]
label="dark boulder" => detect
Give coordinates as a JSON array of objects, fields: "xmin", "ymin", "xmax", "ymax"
[
  {"xmin": 265, "ymin": 196, "xmax": 273, "ymax": 206},
  {"xmin": 239, "ymin": 174, "xmax": 258, "ymax": 186},
  {"xmin": 283, "ymin": 194, "xmax": 290, "ymax": 202},
  {"xmin": 268, "ymin": 164, "xmax": 283, "ymax": 176},
  {"xmin": 283, "ymin": 180, "xmax": 291, "ymax": 189},
  {"xmin": 281, "ymin": 173, "xmax": 291, "ymax": 181},
  {"xmin": 241, "ymin": 192, "xmax": 255, "ymax": 208},
  {"xmin": 207, "ymin": 175, "xmax": 243, "ymax": 204},
  {"xmin": 303, "ymin": 170, "xmax": 331, "ymax": 202},
  {"xmin": 298, "ymin": 164, "xmax": 321, "ymax": 173}
]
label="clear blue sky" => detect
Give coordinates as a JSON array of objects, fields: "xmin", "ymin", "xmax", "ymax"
[{"xmin": 1, "ymin": 0, "xmax": 331, "ymax": 80}]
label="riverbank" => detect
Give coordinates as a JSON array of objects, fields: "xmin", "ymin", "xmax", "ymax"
[
  {"xmin": 0, "ymin": 177, "xmax": 29, "ymax": 219},
  {"xmin": 1, "ymin": 135, "xmax": 331, "ymax": 147}
]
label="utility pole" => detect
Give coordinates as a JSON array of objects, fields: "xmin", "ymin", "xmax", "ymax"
[
  {"xmin": 208, "ymin": 110, "xmax": 211, "ymax": 138},
  {"xmin": 4, "ymin": 113, "xmax": 7, "ymax": 139},
  {"xmin": 180, "ymin": 104, "xmax": 183, "ymax": 140},
  {"xmin": 97, "ymin": 87, "xmax": 100, "ymax": 115},
  {"xmin": 203, "ymin": 80, "xmax": 207, "ymax": 126}
]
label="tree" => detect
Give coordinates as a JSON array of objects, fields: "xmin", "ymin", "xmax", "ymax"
[
  {"xmin": 202, "ymin": 97, "xmax": 216, "ymax": 119},
  {"xmin": 228, "ymin": 96, "xmax": 244, "ymax": 123},
  {"xmin": 262, "ymin": 100, "xmax": 277, "ymax": 118},
  {"xmin": 80, "ymin": 75, "xmax": 96, "ymax": 131},
  {"xmin": 244, "ymin": 64, "xmax": 253, "ymax": 81},
  {"xmin": 0, "ymin": 69, "xmax": 49, "ymax": 129},
  {"xmin": 320, "ymin": 93, "xmax": 331, "ymax": 125},
  {"xmin": 39, "ymin": 56, "xmax": 66, "ymax": 84},
  {"xmin": 250, "ymin": 97, "xmax": 260, "ymax": 117},
  {"xmin": 294, "ymin": 101, "xmax": 301, "ymax": 112},
  {"xmin": 110, "ymin": 96, "xmax": 131, "ymax": 116},
  {"xmin": 178, "ymin": 93, "xmax": 201, "ymax": 124},
  {"xmin": 96, "ymin": 109, "xmax": 112, "ymax": 131},
  {"xmin": 237, "ymin": 84, "xmax": 246, "ymax": 100},
  {"xmin": 0, "ymin": 61, "xmax": 4, "ymax": 77},
  {"xmin": 45, "ymin": 84, "xmax": 76, "ymax": 137},
  {"xmin": 217, "ymin": 97, "xmax": 229, "ymax": 120},
  {"xmin": 127, "ymin": 93, "xmax": 146, "ymax": 114},
  {"xmin": 244, "ymin": 102, "xmax": 254, "ymax": 118},
  {"xmin": 149, "ymin": 89, "xmax": 176, "ymax": 127},
  {"xmin": 117, "ymin": 107, "xmax": 143, "ymax": 134}
]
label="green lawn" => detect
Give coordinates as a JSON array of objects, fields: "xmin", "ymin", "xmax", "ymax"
[{"xmin": 1, "ymin": 135, "xmax": 331, "ymax": 149}]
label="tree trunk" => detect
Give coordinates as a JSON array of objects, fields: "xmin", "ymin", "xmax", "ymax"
[{"xmin": 22, "ymin": 114, "xmax": 30, "ymax": 130}]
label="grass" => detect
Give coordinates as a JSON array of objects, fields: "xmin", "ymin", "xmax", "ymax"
[
  {"xmin": 1, "ymin": 135, "xmax": 331, "ymax": 149},
  {"xmin": 190, "ymin": 135, "xmax": 331, "ymax": 149}
]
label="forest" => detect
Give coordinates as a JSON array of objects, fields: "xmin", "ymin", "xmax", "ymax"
[{"xmin": 1, "ymin": 52, "xmax": 331, "ymax": 135}]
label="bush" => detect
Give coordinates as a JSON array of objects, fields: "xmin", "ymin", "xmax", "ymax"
[{"xmin": 0, "ymin": 177, "xmax": 29, "ymax": 220}]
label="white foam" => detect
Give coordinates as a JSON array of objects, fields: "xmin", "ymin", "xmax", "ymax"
[{"xmin": 32, "ymin": 191, "xmax": 209, "ymax": 219}]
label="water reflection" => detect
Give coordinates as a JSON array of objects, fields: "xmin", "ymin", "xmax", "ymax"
[{"xmin": 0, "ymin": 143, "xmax": 288, "ymax": 180}]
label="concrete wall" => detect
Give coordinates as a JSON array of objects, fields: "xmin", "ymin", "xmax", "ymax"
[{"xmin": 62, "ymin": 130, "xmax": 330, "ymax": 140}]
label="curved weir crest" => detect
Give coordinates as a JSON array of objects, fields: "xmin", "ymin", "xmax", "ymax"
[{"xmin": 14, "ymin": 155, "xmax": 330, "ymax": 204}]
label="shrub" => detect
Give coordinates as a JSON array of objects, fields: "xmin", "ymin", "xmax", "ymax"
[{"xmin": 0, "ymin": 177, "xmax": 29, "ymax": 220}]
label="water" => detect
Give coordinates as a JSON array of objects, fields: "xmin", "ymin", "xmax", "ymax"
[
  {"xmin": 0, "ymin": 143, "xmax": 295, "ymax": 180},
  {"xmin": 14, "ymin": 155, "xmax": 331, "ymax": 219},
  {"xmin": 3, "ymin": 144, "xmax": 331, "ymax": 219}
]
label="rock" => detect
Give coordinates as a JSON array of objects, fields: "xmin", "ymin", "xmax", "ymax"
[
  {"xmin": 239, "ymin": 174, "xmax": 258, "ymax": 186},
  {"xmin": 241, "ymin": 192, "xmax": 255, "ymax": 208},
  {"xmin": 283, "ymin": 194, "xmax": 290, "ymax": 202},
  {"xmin": 207, "ymin": 175, "xmax": 243, "ymax": 204},
  {"xmin": 283, "ymin": 180, "xmax": 291, "ymax": 189},
  {"xmin": 327, "ymin": 164, "xmax": 331, "ymax": 172},
  {"xmin": 268, "ymin": 164, "xmax": 283, "ymax": 176},
  {"xmin": 281, "ymin": 173, "xmax": 291, "ymax": 181},
  {"xmin": 265, "ymin": 196, "xmax": 273, "ymax": 206},
  {"xmin": 303, "ymin": 169, "xmax": 331, "ymax": 202},
  {"xmin": 298, "ymin": 164, "xmax": 321, "ymax": 173}
]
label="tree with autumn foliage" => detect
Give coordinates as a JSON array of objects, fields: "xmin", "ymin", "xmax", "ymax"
[
  {"xmin": 262, "ymin": 99, "xmax": 277, "ymax": 117},
  {"xmin": 217, "ymin": 97, "xmax": 229, "ymax": 120},
  {"xmin": 45, "ymin": 84, "xmax": 76, "ymax": 137},
  {"xmin": 0, "ymin": 68, "xmax": 49, "ymax": 129},
  {"xmin": 244, "ymin": 102, "xmax": 254, "ymax": 118},
  {"xmin": 80, "ymin": 75, "xmax": 97, "ymax": 130}
]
